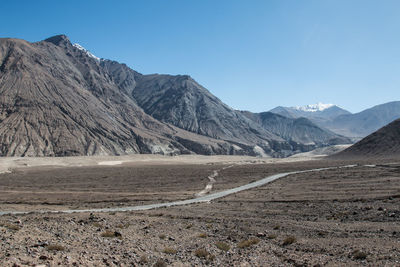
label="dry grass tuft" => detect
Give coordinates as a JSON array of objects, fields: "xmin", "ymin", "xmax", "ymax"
[
  {"xmin": 194, "ymin": 248, "xmax": 210, "ymax": 258},
  {"xmin": 237, "ymin": 238, "xmax": 260, "ymax": 248},
  {"xmin": 267, "ymin": 234, "xmax": 277, "ymax": 239},
  {"xmin": 4, "ymin": 224, "xmax": 21, "ymax": 231},
  {"xmin": 353, "ymin": 250, "xmax": 368, "ymax": 260},
  {"xmin": 163, "ymin": 247, "xmax": 177, "ymax": 254},
  {"xmin": 282, "ymin": 236, "xmax": 296, "ymax": 246},
  {"xmin": 46, "ymin": 244, "xmax": 65, "ymax": 251},
  {"xmin": 101, "ymin": 230, "xmax": 122, "ymax": 239},
  {"xmin": 116, "ymin": 223, "xmax": 130, "ymax": 229},
  {"xmin": 139, "ymin": 255, "xmax": 148, "ymax": 264},
  {"xmin": 198, "ymin": 233, "xmax": 207, "ymax": 238},
  {"xmin": 215, "ymin": 241, "xmax": 230, "ymax": 251},
  {"xmin": 153, "ymin": 259, "xmax": 167, "ymax": 267},
  {"xmin": 92, "ymin": 222, "xmax": 102, "ymax": 228}
]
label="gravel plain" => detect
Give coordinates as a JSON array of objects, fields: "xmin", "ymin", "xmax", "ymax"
[{"xmin": 0, "ymin": 156, "xmax": 399, "ymax": 266}]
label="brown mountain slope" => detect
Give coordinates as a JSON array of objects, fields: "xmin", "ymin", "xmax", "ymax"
[
  {"xmin": 0, "ymin": 35, "xmax": 253, "ymax": 156},
  {"xmin": 100, "ymin": 61, "xmax": 297, "ymax": 156},
  {"xmin": 334, "ymin": 118, "xmax": 400, "ymax": 158}
]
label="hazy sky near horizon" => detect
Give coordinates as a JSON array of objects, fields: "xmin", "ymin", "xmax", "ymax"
[{"xmin": 1, "ymin": 0, "xmax": 399, "ymax": 113}]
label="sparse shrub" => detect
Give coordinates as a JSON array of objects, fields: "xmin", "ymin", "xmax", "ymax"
[
  {"xmin": 282, "ymin": 236, "xmax": 296, "ymax": 246},
  {"xmin": 198, "ymin": 233, "xmax": 207, "ymax": 238},
  {"xmin": 237, "ymin": 238, "xmax": 260, "ymax": 248},
  {"xmin": 163, "ymin": 247, "xmax": 177, "ymax": 254},
  {"xmin": 153, "ymin": 259, "xmax": 167, "ymax": 267},
  {"xmin": 4, "ymin": 224, "xmax": 21, "ymax": 231},
  {"xmin": 194, "ymin": 248, "xmax": 210, "ymax": 258},
  {"xmin": 317, "ymin": 231, "xmax": 327, "ymax": 237},
  {"xmin": 101, "ymin": 230, "xmax": 122, "ymax": 238},
  {"xmin": 267, "ymin": 234, "xmax": 277, "ymax": 239},
  {"xmin": 139, "ymin": 255, "xmax": 148, "ymax": 264},
  {"xmin": 92, "ymin": 222, "xmax": 102, "ymax": 228},
  {"xmin": 353, "ymin": 250, "xmax": 367, "ymax": 260},
  {"xmin": 273, "ymin": 224, "xmax": 280, "ymax": 230},
  {"xmin": 215, "ymin": 241, "xmax": 230, "ymax": 251},
  {"xmin": 46, "ymin": 244, "xmax": 65, "ymax": 251},
  {"xmin": 116, "ymin": 223, "xmax": 130, "ymax": 229},
  {"xmin": 207, "ymin": 254, "xmax": 216, "ymax": 262},
  {"xmin": 101, "ymin": 230, "xmax": 115, "ymax": 237},
  {"xmin": 158, "ymin": 234, "xmax": 166, "ymax": 240}
]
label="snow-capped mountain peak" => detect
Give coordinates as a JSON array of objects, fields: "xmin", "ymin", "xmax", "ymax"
[
  {"xmin": 293, "ymin": 103, "xmax": 335, "ymax": 112},
  {"xmin": 73, "ymin": 43, "xmax": 100, "ymax": 61}
]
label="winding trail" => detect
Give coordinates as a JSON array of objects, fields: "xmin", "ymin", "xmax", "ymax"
[
  {"xmin": 0, "ymin": 164, "xmax": 357, "ymax": 216},
  {"xmin": 195, "ymin": 165, "xmax": 234, "ymax": 197}
]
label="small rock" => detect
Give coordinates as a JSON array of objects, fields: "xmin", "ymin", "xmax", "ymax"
[
  {"xmin": 256, "ymin": 232, "xmax": 266, "ymax": 237},
  {"xmin": 32, "ymin": 242, "xmax": 48, "ymax": 248}
]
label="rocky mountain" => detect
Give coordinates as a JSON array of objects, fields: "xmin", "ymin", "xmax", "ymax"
[
  {"xmin": 319, "ymin": 101, "xmax": 400, "ymax": 138},
  {"xmin": 270, "ymin": 103, "xmax": 351, "ymax": 123},
  {"xmin": 0, "ymin": 35, "xmax": 355, "ymax": 157},
  {"xmin": 100, "ymin": 59, "xmax": 294, "ymax": 156},
  {"xmin": 240, "ymin": 111, "xmax": 352, "ymax": 149},
  {"xmin": 0, "ymin": 35, "xmax": 261, "ymax": 156},
  {"xmin": 334, "ymin": 118, "xmax": 400, "ymax": 158},
  {"xmin": 131, "ymin": 75, "xmax": 282, "ymax": 143},
  {"xmin": 0, "ymin": 35, "xmax": 291, "ymax": 157},
  {"xmin": 270, "ymin": 101, "xmax": 400, "ymax": 139}
]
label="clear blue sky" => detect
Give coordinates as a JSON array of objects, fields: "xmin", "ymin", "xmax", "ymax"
[{"xmin": 1, "ymin": 0, "xmax": 400, "ymax": 113}]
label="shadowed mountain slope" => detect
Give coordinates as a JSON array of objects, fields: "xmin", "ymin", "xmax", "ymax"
[
  {"xmin": 321, "ymin": 101, "xmax": 400, "ymax": 138},
  {"xmin": 334, "ymin": 118, "xmax": 400, "ymax": 158},
  {"xmin": 240, "ymin": 111, "xmax": 351, "ymax": 148}
]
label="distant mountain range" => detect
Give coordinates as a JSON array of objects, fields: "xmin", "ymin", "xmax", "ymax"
[
  {"xmin": 270, "ymin": 102, "xmax": 400, "ymax": 139},
  {"xmin": 0, "ymin": 35, "xmax": 351, "ymax": 157},
  {"xmin": 335, "ymin": 118, "xmax": 400, "ymax": 158},
  {"xmin": 270, "ymin": 103, "xmax": 351, "ymax": 122},
  {"xmin": 240, "ymin": 111, "xmax": 350, "ymax": 149}
]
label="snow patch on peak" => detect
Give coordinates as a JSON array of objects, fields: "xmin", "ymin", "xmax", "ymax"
[
  {"xmin": 293, "ymin": 103, "xmax": 335, "ymax": 112},
  {"xmin": 73, "ymin": 43, "xmax": 100, "ymax": 62}
]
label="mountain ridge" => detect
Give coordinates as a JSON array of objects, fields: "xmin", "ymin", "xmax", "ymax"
[
  {"xmin": 0, "ymin": 34, "xmax": 353, "ymax": 157},
  {"xmin": 270, "ymin": 101, "xmax": 400, "ymax": 139}
]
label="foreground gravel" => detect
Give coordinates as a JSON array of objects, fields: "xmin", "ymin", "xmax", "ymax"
[{"xmin": 1, "ymin": 159, "xmax": 399, "ymax": 266}]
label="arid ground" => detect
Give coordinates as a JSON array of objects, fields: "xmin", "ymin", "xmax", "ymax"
[{"xmin": 0, "ymin": 155, "xmax": 399, "ymax": 266}]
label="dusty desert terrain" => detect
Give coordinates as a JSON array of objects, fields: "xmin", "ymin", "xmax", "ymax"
[{"xmin": 0, "ymin": 155, "xmax": 399, "ymax": 266}]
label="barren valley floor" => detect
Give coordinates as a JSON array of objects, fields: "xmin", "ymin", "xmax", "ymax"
[{"xmin": 0, "ymin": 156, "xmax": 399, "ymax": 266}]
